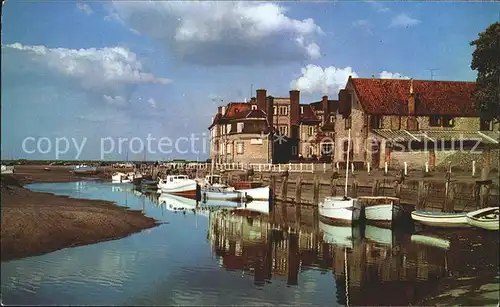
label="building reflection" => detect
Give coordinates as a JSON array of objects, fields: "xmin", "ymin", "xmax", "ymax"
[{"xmin": 208, "ymin": 203, "xmax": 451, "ymax": 306}]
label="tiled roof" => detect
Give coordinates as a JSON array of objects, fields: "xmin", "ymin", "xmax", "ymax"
[
  {"xmin": 350, "ymin": 78, "xmax": 477, "ymax": 116},
  {"xmin": 299, "ymin": 104, "xmax": 320, "ymax": 124},
  {"xmin": 372, "ymin": 129, "xmax": 499, "ymax": 144}
]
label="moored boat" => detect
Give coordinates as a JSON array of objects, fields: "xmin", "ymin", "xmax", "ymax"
[
  {"xmin": 157, "ymin": 175, "xmax": 198, "ymax": 197},
  {"xmin": 72, "ymin": 164, "xmax": 98, "ymax": 174},
  {"xmin": 236, "ymin": 186, "xmax": 270, "ymax": 201},
  {"xmin": 112, "ymin": 172, "xmax": 129, "ymax": 183},
  {"xmin": 411, "ymin": 210, "xmax": 469, "ymax": 228},
  {"xmin": 466, "ymin": 207, "xmax": 499, "ymax": 231},
  {"xmin": 201, "ymin": 186, "xmax": 247, "ymax": 202},
  {"xmin": 319, "ymin": 196, "xmax": 362, "ymax": 225},
  {"xmin": 358, "ymin": 196, "xmax": 403, "ymax": 228}
]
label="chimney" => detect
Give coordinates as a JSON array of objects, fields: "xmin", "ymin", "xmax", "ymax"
[
  {"xmin": 256, "ymin": 89, "xmax": 267, "ymax": 112},
  {"xmin": 218, "ymin": 106, "xmax": 222, "ymax": 115},
  {"xmin": 407, "ymin": 78, "xmax": 418, "ymax": 130},
  {"xmin": 267, "ymin": 96, "xmax": 274, "ymax": 132},
  {"xmin": 289, "ymin": 90, "xmax": 300, "ymax": 125},
  {"xmin": 322, "ymin": 95, "xmax": 329, "ymax": 119},
  {"xmin": 338, "ymin": 89, "xmax": 352, "ymax": 119}
]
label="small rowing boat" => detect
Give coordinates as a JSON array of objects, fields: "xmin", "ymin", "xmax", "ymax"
[
  {"xmin": 466, "ymin": 207, "xmax": 499, "ymax": 231},
  {"xmin": 411, "ymin": 210, "xmax": 469, "ymax": 228}
]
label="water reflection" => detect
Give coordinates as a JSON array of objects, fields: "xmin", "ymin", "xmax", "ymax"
[{"xmin": 2, "ymin": 182, "xmax": 496, "ymax": 306}]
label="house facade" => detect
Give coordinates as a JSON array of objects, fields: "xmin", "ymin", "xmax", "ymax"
[
  {"xmin": 333, "ymin": 77, "xmax": 499, "ymax": 170},
  {"xmin": 209, "ymin": 89, "xmax": 339, "ymax": 164}
]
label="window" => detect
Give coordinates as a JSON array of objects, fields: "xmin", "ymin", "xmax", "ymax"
[
  {"xmin": 319, "ymin": 115, "xmax": 323, "ymax": 123},
  {"xmin": 330, "ymin": 115, "xmax": 335, "ymax": 122},
  {"xmin": 226, "ymin": 143, "xmax": 232, "ymax": 154},
  {"xmin": 251, "ymin": 105, "xmax": 257, "ymax": 110},
  {"xmin": 480, "ymin": 119, "xmax": 493, "ymax": 131},
  {"xmin": 321, "ymin": 144, "xmax": 333, "ymax": 155},
  {"xmin": 308, "ymin": 126, "xmax": 315, "ymax": 135},
  {"xmin": 278, "ymin": 125, "xmax": 288, "ymax": 136},
  {"xmin": 236, "ymin": 142, "xmax": 244, "ymax": 154},
  {"xmin": 226, "ymin": 124, "xmax": 232, "ymax": 133},
  {"xmin": 429, "ymin": 116, "xmax": 454, "ymax": 127},
  {"xmin": 300, "ymin": 106, "xmax": 304, "ymax": 114},
  {"xmin": 391, "ymin": 116, "xmax": 402, "ymax": 130},
  {"xmin": 345, "ymin": 116, "xmax": 352, "ymax": 129},
  {"xmin": 273, "ymin": 106, "xmax": 277, "ymax": 115},
  {"xmin": 308, "ymin": 146, "xmax": 314, "ymax": 156},
  {"xmin": 370, "ymin": 115, "xmax": 383, "ymax": 129},
  {"xmin": 278, "ymin": 106, "xmax": 289, "ymax": 116},
  {"xmin": 237, "ymin": 122, "xmax": 244, "ymax": 133}
]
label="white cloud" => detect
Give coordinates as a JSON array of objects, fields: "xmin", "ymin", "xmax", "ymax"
[
  {"xmin": 290, "ymin": 64, "xmax": 358, "ymax": 96},
  {"xmin": 390, "ymin": 13, "xmax": 420, "ymax": 27},
  {"xmin": 4, "ymin": 43, "xmax": 172, "ymax": 99},
  {"xmin": 365, "ymin": 0, "xmax": 390, "ymax": 13},
  {"xmin": 379, "ymin": 71, "xmax": 410, "ymax": 79},
  {"xmin": 107, "ymin": 1, "xmax": 323, "ymax": 66},
  {"xmin": 291, "ymin": 65, "xmax": 412, "ymax": 96},
  {"xmin": 147, "ymin": 98, "xmax": 156, "ymax": 108},
  {"xmin": 76, "ymin": 3, "xmax": 93, "ymax": 15}
]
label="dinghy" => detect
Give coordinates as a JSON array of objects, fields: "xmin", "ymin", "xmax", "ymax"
[
  {"xmin": 318, "ymin": 128, "xmax": 361, "ymax": 225},
  {"xmin": 466, "ymin": 207, "xmax": 499, "ymax": 231},
  {"xmin": 411, "ymin": 210, "xmax": 469, "ymax": 228},
  {"xmin": 358, "ymin": 196, "xmax": 403, "ymax": 228}
]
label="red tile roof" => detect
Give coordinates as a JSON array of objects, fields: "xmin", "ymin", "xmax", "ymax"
[
  {"xmin": 350, "ymin": 78, "xmax": 477, "ymax": 116},
  {"xmin": 299, "ymin": 104, "xmax": 320, "ymax": 124}
]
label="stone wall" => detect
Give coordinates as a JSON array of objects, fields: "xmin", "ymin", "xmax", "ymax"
[{"xmin": 221, "ymin": 133, "xmax": 270, "ymax": 164}]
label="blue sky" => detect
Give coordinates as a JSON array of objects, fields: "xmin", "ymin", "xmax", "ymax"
[{"xmin": 1, "ymin": 1, "xmax": 499, "ymax": 161}]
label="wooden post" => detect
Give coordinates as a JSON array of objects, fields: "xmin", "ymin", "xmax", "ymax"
[
  {"xmin": 351, "ymin": 179, "xmax": 358, "ymax": 198},
  {"xmin": 472, "ymin": 161, "xmax": 476, "ymax": 177},
  {"xmin": 313, "ymin": 175, "xmax": 320, "ymax": 206},
  {"xmin": 270, "ymin": 175, "xmax": 276, "ymax": 202},
  {"xmin": 394, "ymin": 182, "xmax": 401, "ymax": 198},
  {"xmin": 443, "ymin": 171, "xmax": 452, "ymax": 212},
  {"xmin": 281, "ymin": 171, "xmax": 289, "ymax": 202},
  {"xmin": 372, "ymin": 180, "xmax": 380, "ymax": 196},
  {"xmin": 295, "ymin": 176, "xmax": 302, "ymax": 205},
  {"xmin": 416, "ymin": 181, "xmax": 425, "ymax": 210},
  {"xmin": 330, "ymin": 171, "xmax": 339, "ymax": 197}
]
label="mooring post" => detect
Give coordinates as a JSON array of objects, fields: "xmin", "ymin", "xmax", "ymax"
[
  {"xmin": 270, "ymin": 175, "xmax": 276, "ymax": 202},
  {"xmin": 472, "ymin": 160, "xmax": 476, "ymax": 178},
  {"xmin": 443, "ymin": 171, "xmax": 452, "ymax": 212},
  {"xmin": 281, "ymin": 167, "xmax": 289, "ymax": 202},
  {"xmin": 372, "ymin": 180, "xmax": 380, "ymax": 196},
  {"xmin": 416, "ymin": 181, "xmax": 424, "ymax": 210},
  {"xmin": 313, "ymin": 175, "xmax": 320, "ymax": 206},
  {"xmin": 295, "ymin": 175, "xmax": 302, "ymax": 205},
  {"xmin": 330, "ymin": 171, "xmax": 339, "ymax": 197},
  {"xmin": 351, "ymin": 179, "xmax": 358, "ymax": 198}
]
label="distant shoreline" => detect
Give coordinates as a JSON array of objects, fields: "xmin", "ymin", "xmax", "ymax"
[{"xmin": 1, "ymin": 165, "xmax": 160, "ymax": 262}]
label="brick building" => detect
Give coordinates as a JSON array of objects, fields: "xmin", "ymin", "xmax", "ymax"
[
  {"xmin": 334, "ymin": 77, "xmax": 499, "ymax": 170},
  {"xmin": 209, "ymin": 89, "xmax": 339, "ymax": 164}
]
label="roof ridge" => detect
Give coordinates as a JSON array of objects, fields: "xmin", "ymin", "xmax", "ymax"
[{"xmin": 352, "ymin": 77, "xmax": 475, "ymax": 83}]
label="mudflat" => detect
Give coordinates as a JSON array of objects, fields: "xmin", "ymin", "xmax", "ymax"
[{"xmin": 1, "ymin": 165, "xmax": 159, "ymax": 262}]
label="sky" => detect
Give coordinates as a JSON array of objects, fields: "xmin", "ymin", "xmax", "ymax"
[{"xmin": 1, "ymin": 1, "xmax": 499, "ymax": 161}]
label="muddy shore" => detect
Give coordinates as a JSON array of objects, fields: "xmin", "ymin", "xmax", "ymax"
[{"xmin": 1, "ymin": 165, "xmax": 159, "ymax": 262}]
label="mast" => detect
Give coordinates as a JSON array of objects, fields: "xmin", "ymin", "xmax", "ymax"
[{"xmin": 344, "ymin": 128, "xmax": 351, "ymax": 198}]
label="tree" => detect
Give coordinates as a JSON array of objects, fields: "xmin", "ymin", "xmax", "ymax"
[{"xmin": 470, "ymin": 22, "xmax": 500, "ymax": 123}]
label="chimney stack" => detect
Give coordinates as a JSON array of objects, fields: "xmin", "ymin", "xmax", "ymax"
[
  {"xmin": 256, "ymin": 89, "xmax": 267, "ymax": 112},
  {"xmin": 218, "ymin": 106, "xmax": 222, "ymax": 115},
  {"xmin": 267, "ymin": 96, "xmax": 274, "ymax": 133},
  {"xmin": 289, "ymin": 90, "xmax": 300, "ymax": 125},
  {"xmin": 322, "ymin": 95, "xmax": 329, "ymax": 119}
]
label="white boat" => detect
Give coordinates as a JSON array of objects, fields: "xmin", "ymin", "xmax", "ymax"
[
  {"xmin": 197, "ymin": 175, "xmax": 230, "ymax": 189},
  {"xmin": 1, "ymin": 165, "xmax": 14, "ymax": 174},
  {"xmin": 411, "ymin": 210, "xmax": 470, "ymax": 228},
  {"xmin": 235, "ymin": 186, "xmax": 270, "ymax": 201},
  {"xmin": 234, "ymin": 201, "xmax": 270, "ymax": 214},
  {"xmin": 358, "ymin": 196, "xmax": 403, "ymax": 228},
  {"xmin": 72, "ymin": 164, "xmax": 97, "ymax": 174},
  {"xmin": 157, "ymin": 175, "xmax": 198, "ymax": 197},
  {"xmin": 411, "ymin": 234, "xmax": 451, "ymax": 250},
  {"xmin": 319, "ymin": 221, "xmax": 361, "ymax": 248},
  {"xmin": 365, "ymin": 225, "xmax": 394, "ymax": 246},
  {"xmin": 112, "ymin": 172, "xmax": 130, "ymax": 183},
  {"xmin": 319, "ymin": 196, "xmax": 362, "ymax": 225},
  {"xmin": 466, "ymin": 207, "xmax": 499, "ymax": 231},
  {"xmin": 201, "ymin": 186, "xmax": 246, "ymax": 202},
  {"xmin": 159, "ymin": 193, "xmax": 197, "ymax": 212}
]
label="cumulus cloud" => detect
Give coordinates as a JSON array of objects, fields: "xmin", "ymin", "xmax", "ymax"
[
  {"xmin": 4, "ymin": 43, "xmax": 172, "ymax": 100},
  {"xmin": 379, "ymin": 71, "xmax": 410, "ymax": 79},
  {"xmin": 107, "ymin": 1, "xmax": 323, "ymax": 66},
  {"xmin": 290, "ymin": 64, "xmax": 358, "ymax": 96},
  {"xmin": 76, "ymin": 3, "xmax": 93, "ymax": 15},
  {"xmin": 390, "ymin": 13, "xmax": 420, "ymax": 27},
  {"xmin": 291, "ymin": 65, "xmax": 411, "ymax": 96}
]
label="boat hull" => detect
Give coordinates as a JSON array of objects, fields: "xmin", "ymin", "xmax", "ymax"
[
  {"xmin": 319, "ymin": 197, "xmax": 361, "ymax": 226},
  {"xmin": 466, "ymin": 207, "xmax": 499, "ymax": 230},
  {"xmin": 411, "ymin": 211, "xmax": 469, "ymax": 228},
  {"xmin": 235, "ymin": 201, "xmax": 270, "ymax": 214},
  {"xmin": 236, "ymin": 186, "xmax": 270, "ymax": 201},
  {"xmin": 158, "ymin": 181, "xmax": 198, "ymax": 197},
  {"xmin": 365, "ymin": 204, "xmax": 404, "ymax": 228}
]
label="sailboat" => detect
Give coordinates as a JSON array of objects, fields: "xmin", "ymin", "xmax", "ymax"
[{"xmin": 319, "ymin": 128, "xmax": 362, "ymax": 225}]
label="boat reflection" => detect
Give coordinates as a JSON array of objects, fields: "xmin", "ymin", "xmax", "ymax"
[{"xmin": 208, "ymin": 204, "xmax": 452, "ymax": 305}]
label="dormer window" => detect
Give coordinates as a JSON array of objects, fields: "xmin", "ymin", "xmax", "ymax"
[
  {"xmin": 330, "ymin": 116, "xmax": 334, "ymax": 122},
  {"xmin": 251, "ymin": 105, "xmax": 257, "ymax": 110}
]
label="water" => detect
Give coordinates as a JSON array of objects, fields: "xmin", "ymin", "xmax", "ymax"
[{"xmin": 1, "ymin": 181, "xmax": 497, "ymax": 306}]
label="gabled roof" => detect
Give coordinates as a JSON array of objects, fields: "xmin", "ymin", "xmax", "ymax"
[
  {"xmin": 299, "ymin": 104, "xmax": 320, "ymax": 124},
  {"xmin": 349, "ymin": 78, "xmax": 477, "ymax": 117}
]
